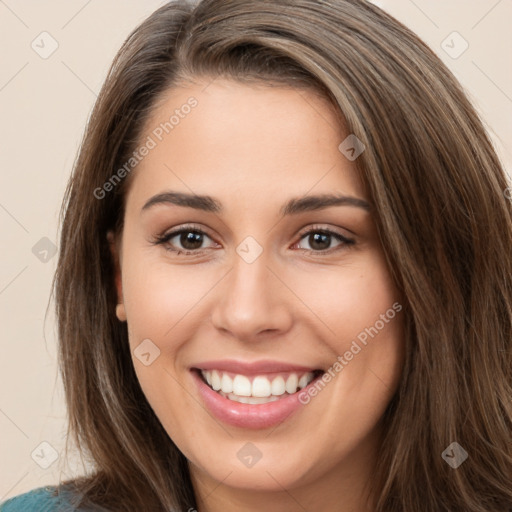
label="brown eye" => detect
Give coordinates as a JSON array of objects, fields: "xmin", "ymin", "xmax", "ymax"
[
  {"xmin": 295, "ymin": 228, "xmax": 355, "ymax": 254},
  {"xmin": 172, "ymin": 230, "xmax": 205, "ymax": 251},
  {"xmin": 153, "ymin": 225, "xmax": 217, "ymax": 255}
]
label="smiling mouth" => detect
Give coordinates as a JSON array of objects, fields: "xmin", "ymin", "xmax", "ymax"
[{"xmin": 193, "ymin": 368, "xmax": 324, "ymax": 404}]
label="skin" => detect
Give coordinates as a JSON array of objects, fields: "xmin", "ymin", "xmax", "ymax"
[{"xmin": 109, "ymin": 78, "xmax": 406, "ymax": 512}]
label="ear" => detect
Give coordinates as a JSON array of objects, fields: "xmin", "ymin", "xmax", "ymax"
[{"xmin": 107, "ymin": 230, "xmax": 126, "ymax": 322}]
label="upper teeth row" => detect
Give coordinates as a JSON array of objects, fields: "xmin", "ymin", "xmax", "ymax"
[{"xmin": 201, "ymin": 370, "xmax": 315, "ymax": 397}]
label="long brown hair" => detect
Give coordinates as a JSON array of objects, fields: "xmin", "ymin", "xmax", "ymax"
[{"xmin": 53, "ymin": 1, "xmax": 512, "ymax": 510}]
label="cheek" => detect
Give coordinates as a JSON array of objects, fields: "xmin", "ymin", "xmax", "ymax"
[
  {"xmin": 295, "ymin": 251, "xmax": 405, "ymax": 397},
  {"xmin": 122, "ymin": 254, "xmax": 213, "ymax": 340},
  {"xmin": 121, "ymin": 253, "xmax": 218, "ymax": 405},
  {"xmin": 292, "ymin": 251, "xmax": 401, "ymax": 345}
]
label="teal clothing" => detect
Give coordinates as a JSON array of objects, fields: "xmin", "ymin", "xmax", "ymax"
[{"xmin": 0, "ymin": 485, "xmax": 89, "ymax": 511}]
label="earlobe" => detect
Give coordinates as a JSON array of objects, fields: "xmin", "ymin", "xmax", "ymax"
[
  {"xmin": 107, "ymin": 230, "xmax": 126, "ymax": 322},
  {"xmin": 116, "ymin": 303, "xmax": 127, "ymax": 322}
]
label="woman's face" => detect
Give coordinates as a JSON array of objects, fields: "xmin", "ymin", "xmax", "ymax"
[{"xmin": 110, "ymin": 78, "xmax": 405, "ymax": 505}]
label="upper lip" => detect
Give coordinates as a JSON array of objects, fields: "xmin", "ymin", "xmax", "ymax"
[{"xmin": 191, "ymin": 359, "xmax": 323, "ymax": 375}]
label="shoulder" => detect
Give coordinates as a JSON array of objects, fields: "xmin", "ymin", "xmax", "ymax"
[{"xmin": 0, "ymin": 485, "xmax": 76, "ymax": 511}]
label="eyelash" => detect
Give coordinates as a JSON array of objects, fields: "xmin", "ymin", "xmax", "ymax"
[{"xmin": 151, "ymin": 223, "xmax": 356, "ymax": 257}]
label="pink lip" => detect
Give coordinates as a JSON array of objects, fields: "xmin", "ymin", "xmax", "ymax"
[
  {"xmin": 191, "ymin": 368, "xmax": 323, "ymax": 429},
  {"xmin": 191, "ymin": 359, "xmax": 321, "ymax": 375}
]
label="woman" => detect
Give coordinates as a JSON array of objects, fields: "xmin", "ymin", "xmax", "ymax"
[{"xmin": 1, "ymin": 0, "xmax": 511, "ymax": 510}]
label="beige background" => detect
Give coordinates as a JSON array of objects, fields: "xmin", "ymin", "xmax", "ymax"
[{"xmin": 0, "ymin": 0, "xmax": 511, "ymax": 501}]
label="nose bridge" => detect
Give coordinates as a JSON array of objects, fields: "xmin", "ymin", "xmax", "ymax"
[
  {"xmin": 232, "ymin": 243, "xmax": 270, "ymax": 301},
  {"xmin": 211, "ymin": 239, "xmax": 292, "ymax": 339}
]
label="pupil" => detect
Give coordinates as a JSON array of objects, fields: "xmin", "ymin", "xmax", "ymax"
[
  {"xmin": 181, "ymin": 231, "xmax": 203, "ymax": 250},
  {"xmin": 310, "ymin": 233, "xmax": 330, "ymax": 250}
]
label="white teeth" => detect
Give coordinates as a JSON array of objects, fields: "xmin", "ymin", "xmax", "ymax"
[
  {"xmin": 211, "ymin": 370, "xmax": 221, "ymax": 391},
  {"xmin": 221, "ymin": 373, "xmax": 233, "ymax": 393},
  {"xmin": 285, "ymin": 373, "xmax": 299, "ymax": 394},
  {"xmin": 200, "ymin": 369, "xmax": 317, "ymax": 400},
  {"xmin": 298, "ymin": 374, "xmax": 310, "ymax": 389},
  {"xmin": 271, "ymin": 376, "xmax": 286, "ymax": 396},
  {"xmin": 252, "ymin": 376, "xmax": 272, "ymax": 397},
  {"xmin": 219, "ymin": 391, "xmax": 281, "ymax": 404},
  {"xmin": 232, "ymin": 374, "xmax": 252, "ymax": 396}
]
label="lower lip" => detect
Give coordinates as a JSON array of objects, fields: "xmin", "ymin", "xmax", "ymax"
[{"xmin": 191, "ymin": 369, "xmax": 321, "ymax": 429}]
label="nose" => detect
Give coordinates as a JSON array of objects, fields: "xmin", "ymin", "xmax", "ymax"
[{"xmin": 210, "ymin": 249, "xmax": 293, "ymax": 342}]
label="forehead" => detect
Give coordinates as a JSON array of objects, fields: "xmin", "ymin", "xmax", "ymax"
[{"xmin": 125, "ymin": 78, "xmax": 366, "ymax": 212}]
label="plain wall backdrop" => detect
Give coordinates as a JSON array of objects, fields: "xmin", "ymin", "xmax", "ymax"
[{"xmin": 1, "ymin": 0, "xmax": 511, "ymax": 501}]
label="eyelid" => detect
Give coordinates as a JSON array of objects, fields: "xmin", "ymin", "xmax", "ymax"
[
  {"xmin": 153, "ymin": 223, "xmax": 217, "ymax": 247},
  {"xmin": 296, "ymin": 223, "xmax": 354, "ymax": 241},
  {"xmin": 165, "ymin": 222, "xmax": 214, "ymax": 239},
  {"xmin": 293, "ymin": 224, "xmax": 355, "ymax": 254}
]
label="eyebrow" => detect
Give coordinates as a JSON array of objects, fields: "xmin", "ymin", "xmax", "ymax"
[{"xmin": 141, "ymin": 191, "xmax": 371, "ymax": 216}]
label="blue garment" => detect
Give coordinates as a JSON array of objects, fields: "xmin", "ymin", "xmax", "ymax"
[{"xmin": 0, "ymin": 486, "xmax": 80, "ymax": 511}]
